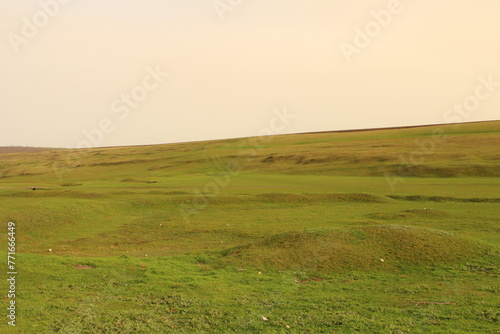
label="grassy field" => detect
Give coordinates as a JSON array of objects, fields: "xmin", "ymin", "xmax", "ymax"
[{"xmin": 1, "ymin": 121, "xmax": 499, "ymax": 333}]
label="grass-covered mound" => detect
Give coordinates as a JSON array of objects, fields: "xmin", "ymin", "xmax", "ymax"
[
  {"xmin": 219, "ymin": 225, "xmax": 494, "ymax": 273},
  {"xmin": 388, "ymin": 194, "xmax": 500, "ymax": 203}
]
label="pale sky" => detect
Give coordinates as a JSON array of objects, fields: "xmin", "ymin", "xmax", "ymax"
[{"xmin": 1, "ymin": 0, "xmax": 499, "ymax": 148}]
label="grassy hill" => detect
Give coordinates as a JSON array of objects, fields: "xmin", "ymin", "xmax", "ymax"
[{"xmin": 1, "ymin": 121, "xmax": 499, "ymax": 333}]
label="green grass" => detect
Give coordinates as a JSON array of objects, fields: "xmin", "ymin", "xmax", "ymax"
[{"xmin": 0, "ymin": 121, "xmax": 499, "ymax": 333}]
